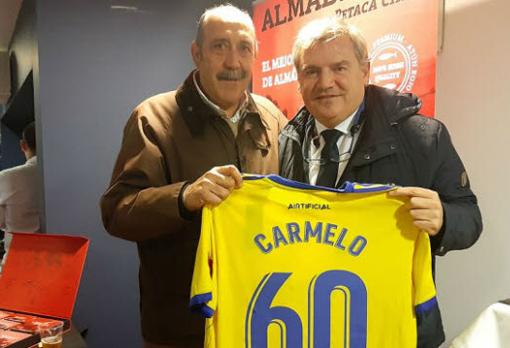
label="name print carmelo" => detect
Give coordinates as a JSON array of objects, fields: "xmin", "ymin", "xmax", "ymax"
[{"xmin": 253, "ymin": 221, "xmax": 368, "ymax": 256}]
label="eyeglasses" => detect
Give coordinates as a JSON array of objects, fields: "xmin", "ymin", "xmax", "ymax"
[{"xmin": 302, "ymin": 132, "xmax": 355, "ymax": 165}]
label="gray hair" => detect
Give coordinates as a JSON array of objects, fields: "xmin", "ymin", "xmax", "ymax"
[
  {"xmin": 292, "ymin": 17, "xmax": 369, "ymax": 70},
  {"xmin": 195, "ymin": 4, "xmax": 256, "ymax": 48}
]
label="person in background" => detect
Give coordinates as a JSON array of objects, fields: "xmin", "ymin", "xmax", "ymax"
[
  {"xmin": 278, "ymin": 17, "xmax": 482, "ymax": 347},
  {"xmin": 0, "ymin": 121, "xmax": 41, "ymax": 264},
  {"xmin": 100, "ymin": 4, "xmax": 287, "ymax": 347}
]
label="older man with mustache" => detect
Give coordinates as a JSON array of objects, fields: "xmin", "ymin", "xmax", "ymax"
[{"xmin": 100, "ymin": 4, "xmax": 286, "ymax": 348}]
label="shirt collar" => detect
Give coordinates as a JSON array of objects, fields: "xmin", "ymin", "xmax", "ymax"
[
  {"xmin": 26, "ymin": 156, "xmax": 37, "ymax": 165},
  {"xmin": 192, "ymin": 70, "xmax": 248, "ymax": 121},
  {"xmin": 176, "ymin": 71, "xmax": 270, "ymax": 137},
  {"xmin": 314, "ymin": 107, "xmax": 359, "ymax": 136}
]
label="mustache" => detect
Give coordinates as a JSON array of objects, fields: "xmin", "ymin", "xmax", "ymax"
[
  {"xmin": 217, "ymin": 69, "xmax": 248, "ymax": 81},
  {"xmin": 314, "ymin": 87, "xmax": 343, "ymax": 98},
  {"xmin": 315, "ymin": 93, "xmax": 340, "ymax": 98}
]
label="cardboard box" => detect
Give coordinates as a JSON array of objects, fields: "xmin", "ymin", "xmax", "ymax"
[{"xmin": 0, "ymin": 232, "xmax": 89, "ymax": 348}]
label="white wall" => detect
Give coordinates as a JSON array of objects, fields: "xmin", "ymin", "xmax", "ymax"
[{"xmin": 435, "ymin": 0, "xmax": 510, "ymax": 345}]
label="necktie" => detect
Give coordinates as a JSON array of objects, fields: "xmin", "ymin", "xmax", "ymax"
[{"xmin": 316, "ymin": 129, "xmax": 342, "ymax": 187}]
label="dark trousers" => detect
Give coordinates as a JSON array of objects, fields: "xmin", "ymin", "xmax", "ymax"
[
  {"xmin": 144, "ymin": 340, "xmax": 202, "ymax": 348},
  {"xmin": 0, "ymin": 230, "xmax": 5, "ymax": 262}
]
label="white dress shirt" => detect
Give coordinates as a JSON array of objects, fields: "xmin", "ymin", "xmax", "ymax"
[
  {"xmin": 309, "ymin": 108, "xmax": 362, "ymax": 186},
  {"xmin": 193, "ymin": 71, "xmax": 248, "ymax": 137},
  {"xmin": 0, "ymin": 156, "xmax": 41, "ymax": 233}
]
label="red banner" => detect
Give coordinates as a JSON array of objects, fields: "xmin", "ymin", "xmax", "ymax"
[{"xmin": 252, "ymin": 0, "xmax": 438, "ymax": 118}]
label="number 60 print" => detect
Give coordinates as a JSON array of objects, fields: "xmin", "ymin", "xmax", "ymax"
[{"xmin": 245, "ymin": 270, "xmax": 367, "ymax": 348}]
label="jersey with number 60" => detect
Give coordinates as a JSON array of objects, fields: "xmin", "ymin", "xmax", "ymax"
[{"xmin": 190, "ymin": 175, "xmax": 438, "ymax": 348}]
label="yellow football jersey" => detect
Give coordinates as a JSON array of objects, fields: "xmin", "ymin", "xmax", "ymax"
[{"xmin": 190, "ymin": 175, "xmax": 437, "ymax": 348}]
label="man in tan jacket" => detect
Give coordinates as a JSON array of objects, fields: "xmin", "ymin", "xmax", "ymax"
[{"xmin": 100, "ymin": 4, "xmax": 287, "ymax": 348}]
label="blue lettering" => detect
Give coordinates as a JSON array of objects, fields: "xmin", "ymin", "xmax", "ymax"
[
  {"xmin": 255, "ymin": 223, "xmax": 366, "ymax": 257},
  {"xmin": 323, "ymin": 224, "xmax": 337, "ymax": 245},
  {"xmin": 287, "ymin": 222, "xmax": 302, "ymax": 243},
  {"xmin": 254, "ymin": 234, "xmax": 273, "ymax": 254},
  {"xmin": 304, "ymin": 221, "xmax": 322, "ymax": 242},
  {"xmin": 273, "ymin": 226, "xmax": 288, "ymax": 248},
  {"xmin": 334, "ymin": 228, "xmax": 348, "ymax": 250},
  {"xmin": 349, "ymin": 236, "xmax": 367, "ymax": 256}
]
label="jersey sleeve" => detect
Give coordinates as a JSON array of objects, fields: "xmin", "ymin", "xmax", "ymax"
[
  {"xmin": 413, "ymin": 231, "xmax": 438, "ymax": 314},
  {"xmin": 189, "ymin": 207, "xmax": 217, "ymax": 318}
]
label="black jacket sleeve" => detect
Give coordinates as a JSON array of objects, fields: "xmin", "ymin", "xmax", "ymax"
[{"xmin": 429, "ymin": 122, "xmax": 482, "ymax": 256}]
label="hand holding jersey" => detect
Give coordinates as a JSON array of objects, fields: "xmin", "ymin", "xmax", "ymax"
[
  {"xmin": 185, "ymin": 169, "xmax": 446, "ymax": 238},
  {"xmin": 183, "ymin": 165, "xmax": 243, "ymax": 212},
  {"xmin": 389, "ymin": 187, "xmax": 444, "ymax": 237}
]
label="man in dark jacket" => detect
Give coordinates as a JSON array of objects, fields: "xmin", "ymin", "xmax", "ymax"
[
  {"xmin": 279, "ymin": 18, "xmax": 482, "ymax": 348},
  {"xmin": 101, "ymin": 4, "xmax": 286, "ymax": 348}
]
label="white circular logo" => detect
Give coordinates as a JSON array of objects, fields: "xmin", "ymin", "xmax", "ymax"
[{"xmin": 370, "ymin": 33, "xmax": 418, "ymax": 92}]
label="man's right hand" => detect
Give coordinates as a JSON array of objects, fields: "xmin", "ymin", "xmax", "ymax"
[{"xmin": 182, "ymin": 165, "xmax": 243, "ymax": 212}]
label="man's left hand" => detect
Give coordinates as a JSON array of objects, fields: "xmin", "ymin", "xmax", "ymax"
[{"xmin": 389, "ymin": 187, "xmax": 444, "ymax": 236}]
